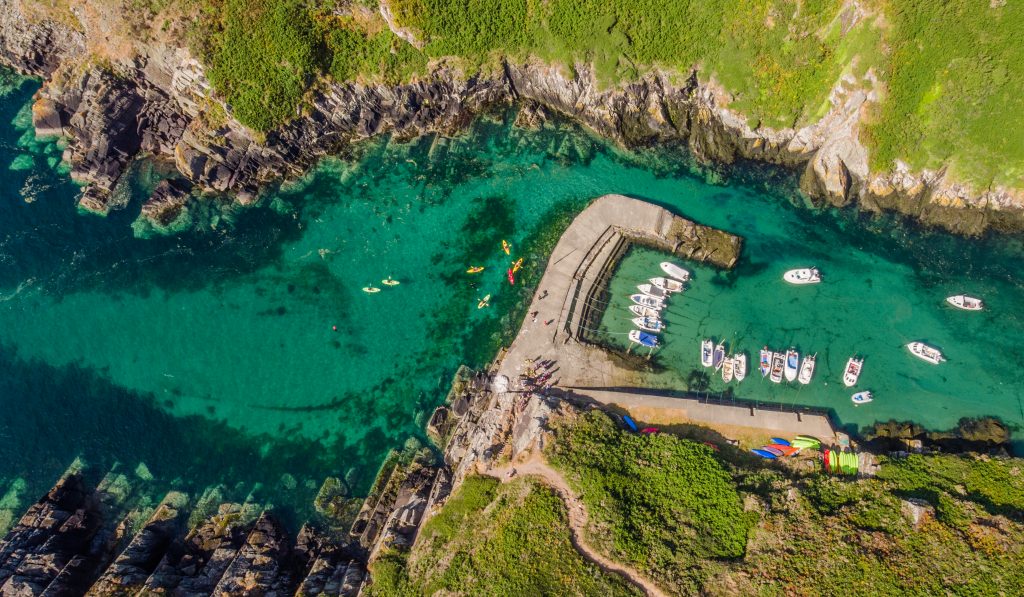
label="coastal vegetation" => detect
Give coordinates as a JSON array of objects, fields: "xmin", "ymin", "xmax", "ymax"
[
  {"xmin": 181, "ymin": 0, "xmax": 1024, "ymax": 192},
  {"xmin": 366, "ymin": 475, "xmax": 639, "ymax": 596}
]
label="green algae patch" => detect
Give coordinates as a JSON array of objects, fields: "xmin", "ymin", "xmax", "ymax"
[{"xmin": 367, "ymin": 475, "xmax": 640, "ymax": 596}]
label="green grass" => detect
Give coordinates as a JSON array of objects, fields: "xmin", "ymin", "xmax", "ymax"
[
  {"xmin": 546, "ymin": 410, "xmax": 752, "ymax": 592},
  {"xmin": 864, "ymin": 1, "xmax": 1024, "ymax": 187},
  {"xmin": 368, "ymin": 475, "xmax": 640, "ymax": 596}
]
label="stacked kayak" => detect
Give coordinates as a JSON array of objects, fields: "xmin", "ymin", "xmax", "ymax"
[
  {"xmin": 822, "ymin": 448, "xmax": 858, "ymax": 475},
  {"xmin": 790, "ymin": 435, "xmax": 821, "ymax": 450}
]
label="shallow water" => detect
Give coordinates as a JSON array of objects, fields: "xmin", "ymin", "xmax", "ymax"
[{"xmin": 1, "ymin": 69, "xmax": 1022, "ymax": 519}]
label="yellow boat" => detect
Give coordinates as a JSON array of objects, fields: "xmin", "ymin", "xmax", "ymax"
[
  {"xmin": 382, "ymin": 276, "xmax": 400, "ymax": 286},
  {"xmin": 502, "ymin": 240, "xmax": 510, "ymax": 255},
  {"xmin": 477, "ymin": 294, "xmax": 491, "ymax": 309},
  {"xmin": 466, "ymin": 266, "xmax": 484, "ymax": 274},
  {"xmin": 362, "ymin": 286, "xmax": 380, "ymax": 294},
  {"xmin": 511, "ymin": 257, "xmax": 524, "ymax": 273}
]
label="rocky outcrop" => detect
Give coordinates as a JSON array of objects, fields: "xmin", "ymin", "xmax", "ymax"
[{"xmin": 1, "ymin": 0, "xmax": 1022, "ymax": 233}]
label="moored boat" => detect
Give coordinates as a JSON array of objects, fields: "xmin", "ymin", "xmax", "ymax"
[
  {"xmin": 629, "ymin": 330, "xmax": 659, "ymax": 348},
  {"xmin": 722, "ymin": 356, "xmax": 735, "ymax": 383},
  {"xmin": 637, "ymin": 283, "xmax": 667, "ymax": 299},
  {"xmin": 713, "ymin": 342, "xmax": 726, "ymax": 370},
  {"xmin": 946, "ymin": 294, "xmax": 983, "ymax": 311},
  {"xmin": 906, "ymin": 341, "xmax": 946, "ymax": 364},
  {"xmin": 842, "ymin": 357, "xmax": 863, "ymax": 387},
  {"xmin": 632, "ymin": 316, "xmax": 664, "ymax": 333},
  {"xmin": 659, "ymin": 262, "xmax": 691, "ymax": 282},
  {"xmin": 784, "ymin": 349, "xmax": 799, "ymax": 382},
  {"xmin": 851, "ymin": 390, "xmax": 873, "ymax": 405},
  {"xmin": 649, "ymin": 277, "xmax": 684, "ymax": 293},
  {"xmin": 783, "ymin": 267, "xmax": 821, "ymax": 285},
  {"xmin": 629, "ymin": 304, "xmax": 660, "ymax": 318},
  {"xmin": 701, "ymin": 339, "xmax": 714, "ymax": 367},
  {"xmin": 759, "ymin": 348, "xmax": 772, "ymax": 377},
  {"xmin": 797, "ymin": 353, "xmax": 816, "ymax": 385},
  {"xmin": 769, "ymin": 352, "xmax": 785, "ymax": 383},
  {"xmin": 734, "ymin": 352, "xmax": 747, "ymax": 382},
  {"xmin": 630, "ymin": 294, "xmax": 664, "ymax": 310}
]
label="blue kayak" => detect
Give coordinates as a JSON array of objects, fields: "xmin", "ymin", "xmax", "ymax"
[
  {"xmin": 623, "ymin": 415, "xmax": 639, "ymax": 432},
  {"xmin": 770, "ymin": 437, "xmax": 790, "ymax": 446},
  {"xmin": 751, "ymin": 448, "xmax": 778, "ymax": 459}
]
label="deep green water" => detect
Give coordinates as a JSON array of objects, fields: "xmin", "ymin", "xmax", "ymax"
[{"xmin": 1, "ymin": 70, "xmax": 1022, "ymax": 521}]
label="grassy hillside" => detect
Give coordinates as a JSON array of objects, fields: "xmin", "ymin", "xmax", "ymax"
[
  {"xmin": 366, "ymin": 475, "xmax": 640, "ymax": 596},
  {"xmin": 371, "ymin": 410, "xmax": 1024, "ymax": 594},
  {"xmin": 179, "ymin": 0, "xmax": 1024, "ymax": 191}
]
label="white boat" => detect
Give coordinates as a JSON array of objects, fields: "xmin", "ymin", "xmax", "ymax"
[
  {"xmin": 783, "ymin": 268, "xmax": 821, "ymax": 285},
  {"xmin": 701, "ymin": 339, "xmax": 714, "ymax": 367},
  {"xmin": 759, "ymin": 348, "xmax": 772, "ymax": 377},
  {"xmin": 851, "ymin": 391, "xmax": 873, "ymax": 405},
  {"xmin": 797, "ymin": 353, "xmax": 816, "ymax": 385},
  {"xmin": 649, "ymin": 277, "xmax": 684, "ymax": 293},
  {"xmin": 843, "ymin": 357, "xmax": 863, "ymax": 387},
  {"xmin": 629, "ymin": 330, "xmax": 659, "ymax": 348},
  {"xmin": 722, "ymin": 356, "xmax": 735, "ymax": 383},
  {"xmin": 734, "ymin": 353, "xmax": 747, "ymax": 382},
  {"xmin": 946, "ymin": 295, "xmax": 983, "ymax": 311},
  {"xmin": 769, "ymin": 352, "xmax": 785, "ymax": 383},
  {"xmin": 630, "ymin": 294, "xmax": 663, "ymax": 310},
  {"xmin": 637, "ymin": 284, "xmax": 667, "ymax": 299},
  {"xmin": 660, "ymin": 262, "xmax": 691, "ymax": 282},
  {"xmin": 713, "ymin": 342, "xmax": 726, "ymax": 370},
  {"xmin": 632, "ymin": 316, "xmax": 664, "ymax": 333},
  {"xmin": 629, "ymin": 305, "xmax": 660, "ymax": 318},
  {"xmin": 906, "ymin": 342, "xmax": 945, "ymax": 364},
  {"xmin": 784, "ymin": 349, "xmax": 799, "ymax": 382}
]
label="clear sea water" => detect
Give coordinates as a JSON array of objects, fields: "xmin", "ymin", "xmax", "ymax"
[{"xmin": 1, "ymin": 69, "xmax": 1022, "ymax": 521}]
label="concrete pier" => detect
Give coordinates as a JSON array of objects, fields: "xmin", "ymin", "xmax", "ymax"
[{"xmin": 497, "ymin": 194, "xmax": 837, "ymax": 442}]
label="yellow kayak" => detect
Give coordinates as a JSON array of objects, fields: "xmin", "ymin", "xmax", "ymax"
[
  {"xmin": 363, "ymin": 286, "xmax": 380, "ymax": 294},
  {"xmin": 502, "ymin": 240, "xmax": 510, "ymax": 255},
  {"xmin": 382, "ymin": 276, "xmax": 400, "ymax": 286},
  {"xmin": 466, "ymin": 266, "xmax": 484, "ymax": 274},
  {"xmin": 477, "ymin": 294, "xmax": 491, "ymax": 309},
  {"xmin": 511, "ymin": 257, "xmax": 524, "ymax": 273}
]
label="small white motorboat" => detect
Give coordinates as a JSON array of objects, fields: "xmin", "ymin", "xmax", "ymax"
[
  {"xmin": 637, "ymin": 283, "xmax": 667, "ymax": 299},
  {"xmin": 629, "ymin": 304, "xmax": 659, "ymax": 318},
  {"xmin": 769, "ymin": 352, "xmax": 785, "ymax": 383},
  {"xmin": 759, "ymin": 348, "xmax": 772, "ymax": 377},
  {"xmin": 632, "ymin": 316, "xmax": 664, "ymax": 333},
  {"xmin": 906, "ymin": 342, "xmax": 945, "ymax": 364},
  {"xmin": 783, "ymin": 268, "xmax": 821, "ymax": 285},
  {"xmin": 797, "ymin": 353, "xmax": 816, "ymax": 385},
  {"xmin": 946, "ymin": 295, "xmax": 983, "ymax": 311},
  {"xmin": 701, "ymin": 339, "xmax": 714, "ymax": 367},
  {"xmin": 660, "ymin": 262, "xmax": 691, "ymax": 282},
  {"xmin": 851, "ymin": 391, "xmax": 873, "ymax": 405},
  {"xmin": 784, "ymin": 349, "xmax": 799, "ymax": 382},
  {"xmin": 713, "ymin": 342, "xmax": 726, "ymax": 370},
  {"xmin": 722, "ymin": 356, "xmax": 735, "ymax": 383},
  {"xmin": 650, "ymin": 277, "xmax": 684, "ymax": 293},
  {"xmin": 734, "ymin": 352, "xmax": 747, "ymax": 382},
  {"xmin": 843, "ymin": 357, "xmax": 863, "ymax": 387},
  {"xmin": 630, "ymin": 294, "xmax": 663, "ymax": 310},
  {"xmin": 629, "ymin": 330, "xmax": 659, "ymax": 348}
]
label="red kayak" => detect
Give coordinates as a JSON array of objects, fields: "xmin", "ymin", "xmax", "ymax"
[
  {"xmin": 507, "ymin": 268, "xmax": 515, "ymax": 285},
  {"xmin": 767, "ymin": 444, "xmax": 799, "ymax": 456},
  {"xmin": 823, "ymin": 448, "xmax": 831, "ymax": 474}
]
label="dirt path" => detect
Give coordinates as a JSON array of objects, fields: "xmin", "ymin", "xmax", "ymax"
[{"xmin": 485, "ymin": 454, "xmax": 668, "ymax": 597}]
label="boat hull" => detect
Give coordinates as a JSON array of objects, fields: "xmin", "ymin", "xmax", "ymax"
[
  {"xmin": 659, "ymin": 262, "xmax": 691, "ymax": 282},
  {"xmin": 784, "ymin": 350, "xmax": 799, "ymax": 382}
]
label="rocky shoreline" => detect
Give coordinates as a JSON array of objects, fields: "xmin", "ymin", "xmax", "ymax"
[{"xmin": 2, "ymin": 0, "xmax": 1022, "ymax": 235}]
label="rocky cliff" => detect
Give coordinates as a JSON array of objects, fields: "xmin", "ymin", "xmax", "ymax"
[{"xmin": 1, "ymin": 0, "xmax": 1021, "ymax": 235}]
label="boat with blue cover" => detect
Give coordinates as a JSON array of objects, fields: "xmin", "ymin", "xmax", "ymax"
[{"xmin": 629, "ymin": 330, "xmax": 659, "ymax": 348}]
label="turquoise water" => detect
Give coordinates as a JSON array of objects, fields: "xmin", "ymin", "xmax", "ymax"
[{"xmin": 1, "ymin": 69, "xmax": 1022, "ymax": 518}]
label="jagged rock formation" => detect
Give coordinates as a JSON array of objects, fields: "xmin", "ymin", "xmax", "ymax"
[
  {"xmin": 1, "ymin": 0, "xmax": 1021, "ymax": 234},
  {"xmin": 0, "ymin": 466, "xmax": 367, "ymax": 596}
]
